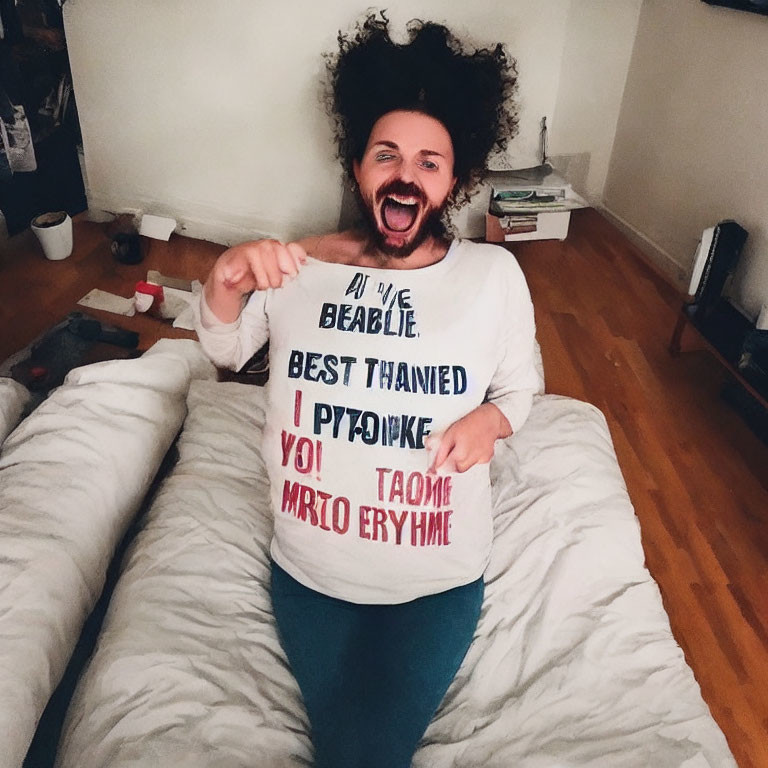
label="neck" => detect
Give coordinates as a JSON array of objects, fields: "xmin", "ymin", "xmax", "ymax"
[{"xmin": 358, "ymin": 232, "xmax": 451, "ymax": 270}]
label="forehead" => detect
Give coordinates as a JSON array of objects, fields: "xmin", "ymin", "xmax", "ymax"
[{"xmin": 366, "ymin": 110, "xmax": 454, "ymax": 157}]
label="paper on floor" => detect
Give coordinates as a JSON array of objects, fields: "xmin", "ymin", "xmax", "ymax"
[{"xmin": 77, "ymin": 289, "xmax": 136, "ymax": 317}]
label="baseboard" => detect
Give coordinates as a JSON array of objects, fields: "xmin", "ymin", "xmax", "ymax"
[
  {"xmin": 85, "ymin": 193, "xmax": 277, "ymax": 247},
  {"xmin": 597, "ymin": 204, "xmax": 689, "ymax": 293}
]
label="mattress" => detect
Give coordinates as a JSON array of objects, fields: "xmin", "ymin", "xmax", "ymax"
[
  {"xmin": 0, "ymin": 340, "xmax": 216, "ymax": 768},
  {"xmin": 54, "ymin": 378, "xmax": 735, "ymax": 767}
]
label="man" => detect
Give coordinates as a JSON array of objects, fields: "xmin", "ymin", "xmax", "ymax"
[{"xmin": 196, "ymin": 14, "xmax": 539, "ymax": 768}]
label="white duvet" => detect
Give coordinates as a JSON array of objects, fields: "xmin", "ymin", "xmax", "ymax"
[
  {"xmin": 0, "ymin": 378, "xmax": 29, "ymax": 446},
  {"xmin": 54, "ymin": 378, "xmax": 735, "ymax": 768},
  {"xmin": 0, "ymin": 341, "xmax": 215, "ymax": 768}
]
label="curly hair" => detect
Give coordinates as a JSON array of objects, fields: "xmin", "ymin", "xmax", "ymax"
[{"xmin": 325, "ymin": 11, "xmax": 519, "ymax": 207}]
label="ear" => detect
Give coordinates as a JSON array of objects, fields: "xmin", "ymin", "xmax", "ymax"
[{"xmin": 352, "ymin": 159, "xmax": 361, "ymax": 185}]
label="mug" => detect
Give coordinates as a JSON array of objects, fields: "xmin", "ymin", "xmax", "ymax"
[{"xmin": 31, "ymin": 211, "xmax": 73, "ymax": 261}]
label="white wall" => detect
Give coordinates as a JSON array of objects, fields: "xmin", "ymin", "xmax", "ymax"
[
  {"xmin": 604, "ymin": 0, "xmax": 768, "ymax": 319},
  {"xmin": 549, "ymin": 0, "xmax": 643, "ymax": 201},
  {"xmin": 64, "ymin": 0, "xmax": 640, "ymax": 245}
]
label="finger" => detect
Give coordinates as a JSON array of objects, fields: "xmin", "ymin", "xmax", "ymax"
[
  {"xmin": 449, "ymin": 447, "xmax": 471, "ymax": 473},
  {"xmin": 286, "ymin": 242, "xmax": 308, "ymax": 273},
  {"xmin": 441, "ymin": 453, "xmax": 459, "ymax": 474},
  {"xmin": 276, "ymin": 245, "xmax": 299, "ymax": 277},
  {"xmin": 217, "ymin": 251, "xmax": 246, "ymax": 286},
  {"xmin": 220, "ymin": 263, "xmax": 255, "ymax": 292},
  {"xmin": 431, "ymin": 433, "xmax": 457, "ymax": 473},
  {"xmin": 247, "ymin": 252, "xmax": 271, "ymax": 291},
  {"xmin": 220, "ymin": 263, "xmax": 244, "ymax": 287},
  {"xmin": 261, "ymin": 241, "xmax": 285, "ymax": 289},
  {"xmin": 454, "ymin": 455, "xmax": 474, "ymax": 473}
]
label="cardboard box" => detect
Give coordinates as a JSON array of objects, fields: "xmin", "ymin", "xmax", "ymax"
[{"xmin": 486, "ymin": 210, "xmax": 571, "ymax": 242}]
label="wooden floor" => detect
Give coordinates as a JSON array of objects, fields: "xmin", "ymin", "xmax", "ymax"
[
  {"xmin": 514, "ymin": 208, "xmax": 768, "ymax": 768},
  {"xmin": 2, "ymin": 209, "xmax": 767, "ymax": 766}
]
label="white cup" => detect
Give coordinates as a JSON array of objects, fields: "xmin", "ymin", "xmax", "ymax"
[{"xmin": 31, "ymin": 211, "xmax": 73, "ymax": 261}]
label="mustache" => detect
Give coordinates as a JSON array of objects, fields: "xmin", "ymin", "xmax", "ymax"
[{"xmin": 375, "ymin": 180, "xmax": 426, "ymax": 206}]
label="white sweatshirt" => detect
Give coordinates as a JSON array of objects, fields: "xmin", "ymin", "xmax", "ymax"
[{"xmin": 196, "ymin": 239, "xmax": 539, "ymax": 603}]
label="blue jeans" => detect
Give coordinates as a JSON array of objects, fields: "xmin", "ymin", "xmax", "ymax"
[{"xmin": 270, "ymin": 561, "xmax": 484, "ymax": 768}]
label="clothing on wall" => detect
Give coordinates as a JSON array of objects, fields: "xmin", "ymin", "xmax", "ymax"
[{"xmin": 0, "ymin": 0, "xmax": 84, "ymax": 233}]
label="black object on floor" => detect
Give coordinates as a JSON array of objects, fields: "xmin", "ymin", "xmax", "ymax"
[{"xmin": 2, "ymin": 311, "xmax": 140, "ymax": 416}]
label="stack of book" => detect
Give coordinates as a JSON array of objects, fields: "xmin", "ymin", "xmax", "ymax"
[{"xmin": 485, "ymin": 165, "xmax": 587, "ymax": 242}]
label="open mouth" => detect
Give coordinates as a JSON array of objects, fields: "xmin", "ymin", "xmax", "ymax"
[{"xmin": 381, "ymin": 194, "xmax": 421, "ymax": 233}]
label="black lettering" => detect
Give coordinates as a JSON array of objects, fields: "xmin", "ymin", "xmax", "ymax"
[
  {"xmin": 400, "ymin": 415, "xmax": 417, "ymax": 448},
  {"xmin": 438, "ymin": 365, "xmax": 450, "ymax": 394},
  {"xmin": 313, "ymin": 403, "xmax": 332, "ymax": 434},
  {"xmin": 454, "ymin": 366, "xmax": 467, "ymax": 394},
  {"xmin": 319, "ymin": 303, "xmax": 336, "ymax": 329},
  {"xmin": 404, "ymin": 310, "xmax": 417, "ymax": 338},
  {"xmin": 395, "ymin": 362, "xmax": 411, "ymax": 392},
  {"xmin": 346, "ymin": 408, "xmax": 362, "ymax": 441},
  {"xmin": 321, "ymin": 354, "xmax": 339, "ymax": 385},
  {"xmin": 287, "ymin": 349, "xmax": 303, "ymax": 379},
  {"xmin": 338, "ymin": 304, "xmax": 352, "ymax": 331},
  {"xmin": 365, "ymin": 357, "xmax": 378, "ymax": 387},
  {"xmin": 416, "ymin": 417, "xmax": 432, "ymax": 448},
  {"xmin": 305, "ymin": 352, "xmax": 322, "ymax": 382},
  {"xmin": 367, "ymin": 307, "xmax": 383, "ymax": 334},
  {"xmin": 340, "ymin": 356, "xmax": 356, "ymax": 386},
  {"xmin": 349, "ymin": 305, "xmax": 366, "ymax": 333},
  {"xmin": 360, "ymin": 411, "xmax": 379, "ymax": 445}
]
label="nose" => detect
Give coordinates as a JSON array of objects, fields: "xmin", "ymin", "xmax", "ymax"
[{"xmin": 398, "ymin": 159, "xmax": 417, "ymax": 184}]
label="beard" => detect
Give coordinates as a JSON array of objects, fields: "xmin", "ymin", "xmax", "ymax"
[{"xmin": 354, "ymin": 179, "xmax": 450, "ymax": 259}]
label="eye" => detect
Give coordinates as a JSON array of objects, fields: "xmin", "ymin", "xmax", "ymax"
[
  {"xmin": 375, "ymin": 152, "xmax": 395, "ymax": 162},
  {"xmin": 420, "ymin": 159, "xmax": 439, "ymax": 171}
]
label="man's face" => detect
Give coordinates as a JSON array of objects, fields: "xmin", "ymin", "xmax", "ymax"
[{"xmin": 353, "ymin": 110, "xmax": 457, "ymax": 257}]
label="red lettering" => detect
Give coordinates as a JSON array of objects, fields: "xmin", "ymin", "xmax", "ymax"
[
  {"xmin": 372, "ymin": 508, "xmax": 388, "ymax": 542},
  {"xmin": 281, "ymin": 481, "xmax": 349, "ymax": 535},
  {"xmin": 281, "ymin": 479, "xmax": 300, "ymax": 513},
  {"xmin": 426, "ymin": 511, "xmax": 443, "ymax": 546},
  {"xmin": 295, "ymin": 436, "xmax": 313, "ymax": 474},
  {"xmin": 443, "ymin": 477, "xmax": 452, "ymax": 506},
  {"xmin": 333, "ymin": 497, "xmax": 350, "ymax": 534},
  {"xmin": 411, "ymin": 511, "xmax": 427, "ymax": 546},
  {"xmin": 443, "ymin": 509, "xmax": 453, "ymax": 545},
  {"xmin": 424, "ymin": 475, "xmax": 443, "ymax": 508},
  {"xmin": 281, "ymin": 430, "xmax": 296, "ymax": 467},
  {"xmin": 359, "ymin": 505, "xmax": 372, "ymax": 539},
  {"xmin": 293, "ymin": 390, "xmax": 302, "ymax": 427},
  {"xmin": 317, "ymin": 490, "xmax": 332, "ymax": 531},
  {"xmin": 389, "ymin": 470, "xmax": 404, "ymax": 503},
  {"xmin": 406, "ymin": 471, "xmax": 424, "ymax": 505},
  {"xmin": 388, "ymin": 509, "xmax": 408, "ymax": 545},
  {"xmin": 376, "ymin": 467, "xmax": 392, "ymax": 502},
  {"xmin": 298, "ymin": 485, "xmax": 318, "ymax": 525}
]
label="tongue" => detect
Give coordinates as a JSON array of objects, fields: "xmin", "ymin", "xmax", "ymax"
[{"xmin": 382, "ymin": 200, "xmax": 418, "ymax": 232}]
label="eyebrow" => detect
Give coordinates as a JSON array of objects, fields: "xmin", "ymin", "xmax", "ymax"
[{"xmin": 372, "ymin": 141, "xmax": 446, "ymax": 159}]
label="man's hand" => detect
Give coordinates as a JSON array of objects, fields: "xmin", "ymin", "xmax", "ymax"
[
  {"xmin": 204, "ymin": 240, "xmax": 308, "ymax": 323},
  {"xmin": 426, "ymin": 403, "xmax": 512, "ymax": 474}
]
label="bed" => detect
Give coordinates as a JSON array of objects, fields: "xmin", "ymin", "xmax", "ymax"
[
  {"xmin": 0, "ymin": 377, "xmax": 29, "ymax": 445},
  {"xmin": 0, "ymin": 341, "xmax": 216, "ymax": 768},
  {"xmin": 0, "ymin": 340, "xmax": 735, "ymax": 767}
]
